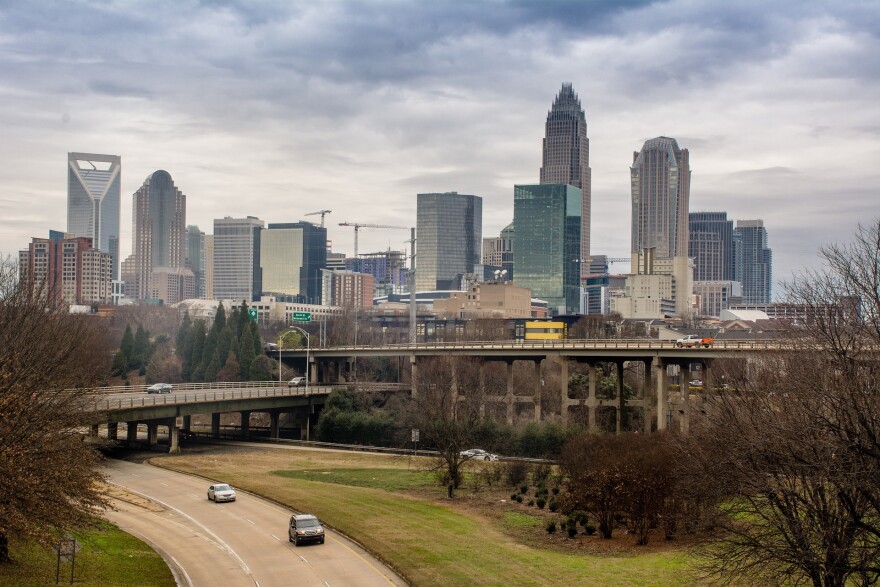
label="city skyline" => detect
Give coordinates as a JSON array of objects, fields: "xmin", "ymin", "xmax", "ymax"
[{"xmin": 1, "ymin": 2, "xmax": 878, "ymax": 291}]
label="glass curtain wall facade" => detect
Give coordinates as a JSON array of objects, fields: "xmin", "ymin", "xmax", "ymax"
[
  {"xmin": 513, "ymin": 184, "xmax": 582, "ymax": 315},
  {"xmin": 540, "ymin": 83, "xmax": 591, "ymax": 261},
  {"xmin": 261, "ymin": 222, "xmax": 327, "ymax": 304},
  {"xmin": 689, "ymin": 212, "xmax": 734, "ymax": 281},
  {"xmin": 213, "ymin": 216, "xmax": 264, "ymax": 302},
  {"xmin": 630, "ymin": 137, "xmax": 690, "ymax": 259},
  {"xmin": 416, "ymin": 192, "xmax": 482, "ymax": 292},
  {"xmin": 132, "ymin": 170, "xmax": 186, "ymax": 300},
  {"xmin": 734, "ymin": 220, "xmax": 773, "ymax": 304},
  {"xmin": 186, "ymin": 225, "xmax": 206, "ymax": 299},
  {"xmin": 67, "ymin": 152, "xmax": 121, "ymax": 279}
]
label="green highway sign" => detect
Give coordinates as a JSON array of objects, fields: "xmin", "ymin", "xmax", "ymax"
[
  {"xmin": 292, "ymin": 312, "xmax": 312, "ymax": 322},
  {"xmin": 248, "ymin": 308, "xmax": 258, "ymax": 321}
]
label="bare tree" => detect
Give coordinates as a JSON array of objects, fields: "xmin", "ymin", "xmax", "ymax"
[
  {"xmin": 0, "ymin": 263, "xmax": 109, "ymax": 562},
  {"xmin": 685, "ymin": 220, "xmax": 880, "ymax": 587},
  {"xmin": 407, "ymin": 356, "xmax": 488, "ymax": 497}
]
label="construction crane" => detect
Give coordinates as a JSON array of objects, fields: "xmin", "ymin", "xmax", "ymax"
[
  {"xmin": 305, "ymin": 210, "xmax": 332, "ymax": 227},
  {"xmin": 338, "ymin": 221, "xmax": 409, "ymax": 259}
]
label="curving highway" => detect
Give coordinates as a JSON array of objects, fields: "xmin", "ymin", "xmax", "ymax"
[{"xmin": 103, "ymin": 459, "xmax": 407, "ymax": 587}]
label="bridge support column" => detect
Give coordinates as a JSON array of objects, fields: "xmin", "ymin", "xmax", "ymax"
[
  {"xmin": 654, "ymin": 358, "xmax": 667, "ymax": 431},
  {"xmin": 211, "ymin": 413, "xmax": 221, "ymax": 438},
  {"xmin": 450, "ymin": 369, "xmax": 458, "ymax": 419},
  {"xmin": 168, "ymin": 419, "xmax": 180, "ymax": 454},
  {"xmin": 615, "ymin": 362, "xmax": 625, "ymax": 434},
  {"xmin": 506, "ymin": 362, "xmax": 515, "ymax": 426},
  {"xmin": 681, "ymin": 364, "xmax": 691, "ymax": 434},
  {"xmin": 309, "ymin": 357, "xmax": 317, "ymax": 385},
  {"xmin": 269, "ymin": 411, "xmax": 280, "ymax": 439},
  {"xmin": 107, "ymin": 422, "xmax": 118, "ymax": 440},
  {"xmin": 182, "ymin": 415, "xmax": 191, "ymax": 433},
  {"xmin": 560, "ymin": 358, "xmax": 569, "ymax": 428},
  {"xmin": 643, "ymin": 359, "xmax": 654, "ymax": 434},
  {"xmin": 89, "ymin": 424, "xmax": 99, "ymax": 437},
  {"xmin": 478, "ymin": 364, "xmax": 486, "ymax": 419},
  {"xmin": 126, "ymin": 422, "xmax": 138, "ymax": 443},
  {"xmin": 147, "ymin": 422, "xmax": 158, "ymax": 446},
  {"xmin": 533, "ymin": 360, "xmax": 542, "ymax": 423},
  {"xmin": 410, "ymin": 355, "xmax": 418, "ymax": 399},
  {"xmin": 588, "ymin": 365, "xmax": 597, "ymax": 432},
  {"xmin": 240, "ymin": 411, "xmax": 250, "ymax": 436},
  {"xmin": 702, "ymin": 360, "xmax": 713, "ymax": 392}
]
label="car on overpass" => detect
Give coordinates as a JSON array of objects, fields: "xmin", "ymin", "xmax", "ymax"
[
  {"xmin": 146, "ymin": 383, "xmax": 173, "ymax": 394},
  {"xmin": 675, "ymin": 334, "xmax": 714, "ymax": 348},
  {"xmin": 288, "ymin": 376, "xmax": 307, "ymax": 387},
  {"xmin": 460, "ymin": 448, "xmax": 499, "ymax": 461}
]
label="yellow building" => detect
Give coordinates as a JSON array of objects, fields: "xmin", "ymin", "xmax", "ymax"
[{"xmin": 524, "ymin": 320, "xmax": 566, "ymax": 340}]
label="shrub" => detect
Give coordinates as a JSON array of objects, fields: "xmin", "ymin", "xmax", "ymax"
[
  {"xmin": 510, "ymin": 494, "xmax": 518, "ymax": 500},
  {"xmin": 505, "ymin": 460, "xmax": 529, "ymax": 487},
  {"xmin": 549, "ymin": 500, "xmax": 558, "ymax": 512},
  {"xmin": 584, "ymin": 524, "xmax": 597, "ymax": 536},
  {"xmin": 536, "ymin": 498, "xmax": 546, "ymax": 509},
  {"xmin": 552, "ymin": 486, "xmax": 560, "ymax": 495},
  {"xmin": 514, "ymin": 494, "xmax": 523, "ymax": 503},
  {"xmin": 567, "ymin": 524, "xmax": 578, "ymax": 538},
  {"xmin": 520, "ymin": 484, "xmax": 529, "ymax": 495},
  {"xmin": 546, "ymin": 520, "xmax": 557, "ymax": 534},
  {"xmin": 528, "ymin": 499, "xmax": 535, "ymax": 507},
  {"xmin": 531, "ymin": 462, "xmax": 552, "ymax": 486}
]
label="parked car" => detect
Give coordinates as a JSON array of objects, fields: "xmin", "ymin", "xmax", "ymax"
[
  {"xmin": 460, "ymin": 448, "xmax": 499, "ymax": 461},
  {"xmin": 207, "ymin": 483, "xmax": 236, "ymax": 503},
  {"xmin": 675, "ymin": 334, "xmax": 714, "ymax": 348},
  {"xmin": 689, "ymin": 379, "xmax": 703, "ymax": 386},
  {"xmin": 289, "ymin": 514, "xmax": 325, "ymax": 546},
  {"xmin": 288, "ymin": 376, "xmax": 307, "ymax": 388},
  {"xmin": 146, "ymin": 383, "xmax": 173, "ymax": 394}
]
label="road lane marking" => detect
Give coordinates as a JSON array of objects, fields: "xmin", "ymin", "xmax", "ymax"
[
  {"xmin": 299, "ymin": 555, "xmax": 308, "ymax": 563},
  {"xmin": 271, "ymin": 534, "xmax": 281, "ymax": 542},
  {"xmin": 245, "ymin": 518, "xmax": 256, "ymax": 525},
  {"xmin": 109, "ymin": 482, "xmax": 260, "ymax": 587}
]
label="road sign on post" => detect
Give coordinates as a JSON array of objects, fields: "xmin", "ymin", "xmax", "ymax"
[
  {"xmin": 292, "ymin": 312, "xmax": 312, "ymax": 322},
  {"xmin": 247, "ymin": 308, "xmax": 258, "ymax": 321}
]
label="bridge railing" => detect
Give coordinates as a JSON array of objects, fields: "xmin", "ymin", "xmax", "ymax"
[
  {"xmin": 294, "ymin": 339, "xmax": 786, "ymax": 352},
  {"xmin": 94, "ymin": 382, "xmax": 407, "ymax": 411}
]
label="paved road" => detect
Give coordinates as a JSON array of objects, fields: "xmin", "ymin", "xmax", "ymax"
[{"xmin": 103, "ymin": 459, "xmax": 407, "ymax": 587}]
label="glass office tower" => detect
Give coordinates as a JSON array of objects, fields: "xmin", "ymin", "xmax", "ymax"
[
  {"xmin": 261, "ymin": 222, "xmax": 327, "ymax": 304},
  {"xmin": 416, "ymin": 192, "xmax": 482, "ymax": 292},
  {"xmin": 67, "ymin": 152, "xmax": 121, "ymax": 279},
  {"xmin": 513, "ymin": 184, "xmax": 582, "ymax": 315}
]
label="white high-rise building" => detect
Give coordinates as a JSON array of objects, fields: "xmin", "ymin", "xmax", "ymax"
[
  {"xmin": 67, "ymin": 153, "xmax": 121, "ymax": 280},
  {"xmin": 213, "ymin": 217, "xmax": 264, "ymax": 302}
]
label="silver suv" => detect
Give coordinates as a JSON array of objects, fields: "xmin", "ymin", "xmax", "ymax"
[{"xmin": 289, "ymin": 514, "xmax": 325, "ymax": 546}]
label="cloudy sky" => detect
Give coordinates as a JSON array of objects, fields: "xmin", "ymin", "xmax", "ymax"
[{"xmin": 1, "ymin": 0, "xmax": 878, "ymax": 293}]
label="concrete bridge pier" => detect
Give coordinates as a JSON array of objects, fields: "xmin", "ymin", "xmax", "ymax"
[
  {"xmin": 642, "ymin": 359, "xmax": 654, "ymax": 433},
  {"xmin": 654, "ymin": 357, "xmax": 668, "ymax": 431},
  {"xmin": 182, "ymin": 415, "xmax": 191, "ymax": 434},
  {"xmin": 89, "ymin": 423, "xmax": 99, "ymax": 437},
  {"xmin": 680, "ymin": 364, "xmax": 692, "ymax": 434},
  {"xmin": 211, "ymin": 413, "xmax": 221, "ymax": 438},
  {"xmin": 615, "ymin": 361, "xmax": 625, "ymax": 434},
  {"xmin": 533, "ymin": 360, "xmax": 542, "ymax": 422},
  {"xmin": 240, "ymin": 411, "xmax": 251, "ymax": 436},
  {"xmin": 168, "ymin": 418, "xmax": 181, "ymax": 454},
  {"xmin": 126, "ymin": 422, "xmax": 138, "ymax": 443},
  {"xmin": 410, "ymin": 355, "xmax": 418, "ymax": 398},
  {"xmin": 478, "ymin": 365, "xmax": 486, "ymax": 419},
  {"xmin": 505, "ymin": 361, "xmax": 515, "ymax": 426},
  {"xmin": 269, "ymin": 411, "xmax": 280, "ymax": 439},
  {"xmin": 107, "ymin": 422, "xmax": 118, "ymax": 440},
  {"xmin": 588, "ymin": 365, "xmax": 598, "ymax": 432},
  {"xmin": 559, "ymin": 358, "xmax": 569, "ymax": 428},
  {"xmin": 147, "ymin": 422, "xmax": 159, "ymax": 446}
]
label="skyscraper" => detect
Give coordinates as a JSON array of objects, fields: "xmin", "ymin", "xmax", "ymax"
[
  {"xmin": 513, "ymin": 184, "xmax": 582, "ymax": 315},
  {"xmin": 213, "ymin": 216, "xmax": 264, "ymax": 302},
  {"xmin": 132, "ymin": 170, "xmax": 186, "ymax": 300},
  {"xmin": 186, "ymin": 225, "xmax": 206, "ymax": 299},
  {"xmin": 67, "ymin": 152, "xmax": 121, "ymax": 279},
  {"xmin": 260, "ymin": 222, "xmax": 328, "ymax": 304},
  {"xmin": 689, "ymin": 212, "xmax": 734, "ymax": 281},
  {"xmin": 540, "ymin": 83, "xmax": 591, "ymax": 259},
  {"xmin": 734, "ymin": 220, "xmax": 773, "ymax": 304},
  {"xmin": 482, "ymin": 222, "xmax": 514, "ymax": 281},
  {"xmin": 630, "ymin": 137, "xmax": 690, "ymax": 259},
  {"xmin": 415, "ymin": 192, "xmax": 482, "ymax": 292}
]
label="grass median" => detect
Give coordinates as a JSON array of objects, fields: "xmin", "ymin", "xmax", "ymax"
[
  {"xmin": 0, "ymin": 520, "xmax": 175, "ymax": 587},
  {"xmin": 153, "ymin": 447, "xmax": 701, "ymax": 586}
]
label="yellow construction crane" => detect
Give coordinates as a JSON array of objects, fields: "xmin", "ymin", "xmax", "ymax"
[
  {"xmin": 305, "ymin": 210, "xmax": 332, "ymax": 227},
  {"xmin": 338, "ymin": 221, "xmax": 409, "ymax": 259}
]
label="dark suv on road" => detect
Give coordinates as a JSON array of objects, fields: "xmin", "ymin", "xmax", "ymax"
[{"xmin": 289, "ymin": 514, "xmax": 325, "ymax": 546}]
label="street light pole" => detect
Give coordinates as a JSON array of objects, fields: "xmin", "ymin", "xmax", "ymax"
[{"xmin": 279, "ymin": 326, "xmax": 311, "ymax": 392}]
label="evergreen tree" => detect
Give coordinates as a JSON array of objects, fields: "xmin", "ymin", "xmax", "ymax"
[
  {"xmin": 239, "ymin": 325, "xmax": 256, "ymax": 380},
  {"xmin": 249, "ymin": 320, "xmax": 262, "ymax": 357},
  {"xmin": 204, "ymin": 349, "xmax": 221, "ymax": 382},
  {"xmin": 119, "ymin": 325, "xmax": 134, "ymax": 371},
  {"xmin": 237, "ymin": 300, "xmax": 249, "ymax": 338},
  {"xmin": 131, "ymin": 324, "xmax": 150, "ymax": 371},
  {"xmin": 217, "ymin": 351, "xmax": 240, "ymax": 382},
  {"xmin": 189, "ymin": 320, "xmax": 207, "ymax": 382},
  {"xmin": 110, "ymin": 350, "xmax": 127, "ymax": 376},
  {"xmin": 214, "ymin": 303, "xmax": 226, "ymax": 333},
  {"xmin": 249, "ymin": 355, "xmax": 274, "ymax": 381},
  {"xmin": 180, "ymin": 322, "xmax": 196, "ymax": 381},
  {"xmin": 176, "ymin": 311, "xmax": 191, "ymax": 354},
  {"xmin": 200, "ymin": 328, "xmax": 219, "ymax": 379}
]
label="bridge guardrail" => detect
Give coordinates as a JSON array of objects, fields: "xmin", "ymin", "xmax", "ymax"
[{"xmin": 285, "ymin": 339, "xmax": 789, "ymax": 352}]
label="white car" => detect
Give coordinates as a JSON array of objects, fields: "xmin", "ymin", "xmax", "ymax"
[
  {"xmin": 288, "ymin": 376, "xmax": 307, "ymax": 388},
  {"xmin": 460, "ymin": 448, "xmax": 499, "ymax": 461},
  {"xmin": 146, "ymin": 383, "xmax": 172, "ymax": 394},
  {"xmin": 207, "ymin": 483, "xmax": 236, "ymax": 503}
]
